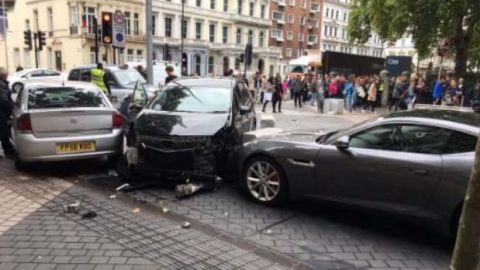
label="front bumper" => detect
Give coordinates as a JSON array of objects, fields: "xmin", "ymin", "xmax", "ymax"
[{"xmin": 15, "ymin": 130, "xmax": 123, "ymax": 162}]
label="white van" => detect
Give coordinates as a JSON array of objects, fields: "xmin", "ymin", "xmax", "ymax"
[{"xmin": 126, "ymin": 61, "xmax": 181, "ymax": 88}]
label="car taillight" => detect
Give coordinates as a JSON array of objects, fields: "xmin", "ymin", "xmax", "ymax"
[
  {"xmin": 17, "ymin": 114, "xmax": 32, "ymax": 132},
  {"xmin": 112, "ymin": 113, "xmax": 123, "ymax": 128}
]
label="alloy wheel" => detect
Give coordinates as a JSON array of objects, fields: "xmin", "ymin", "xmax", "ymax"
[{"xmin": 246, "ymin": 161, "xmax": 281, "ymax": 202}]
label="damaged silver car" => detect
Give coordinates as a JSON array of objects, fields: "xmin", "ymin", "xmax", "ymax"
[{"xmin": 118, "ymin": 78, "xmax": 256, "ymax": 183}]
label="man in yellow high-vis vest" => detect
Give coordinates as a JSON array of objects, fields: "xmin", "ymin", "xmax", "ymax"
[{"xmin": 91, "ymin": 63, "xmax": 111, "ymax": 96}]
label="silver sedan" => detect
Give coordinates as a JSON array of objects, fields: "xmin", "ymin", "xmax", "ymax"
[
  {"xmin": 236, "ymin": 110, "xmax": 479, "ymax": 236},
  {"xmin": 12, "ymin": 81, "xmax": 123, "ymax": 169}
]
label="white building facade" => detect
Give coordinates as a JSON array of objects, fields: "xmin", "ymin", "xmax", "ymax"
[
  {"xmin": 319, "ymin": 0, "xmax": 383, "ymax": 57},
  {"xmin": 152, "ymin": 0, "xmax": 281, "ymax": 77}
]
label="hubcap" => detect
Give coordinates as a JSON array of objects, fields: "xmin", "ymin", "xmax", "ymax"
[{"xmin": 246, "ymin": 161, "xmax": 280, "ymax": 202}]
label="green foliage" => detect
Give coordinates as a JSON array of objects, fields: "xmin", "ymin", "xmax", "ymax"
[{"xmin": 348, "ymin": 0, "xmax": 480, "ymax": 73}]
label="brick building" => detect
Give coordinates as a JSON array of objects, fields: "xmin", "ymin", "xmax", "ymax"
[{"xmin": 269, "ymin": 0, "xmax": 322, "ymax": 76}]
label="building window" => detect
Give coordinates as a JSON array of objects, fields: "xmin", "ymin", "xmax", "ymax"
[
  {"xmin": 308, "ymin": 34, "xmax": 317, "ymax": 43},
  {"xmin": 285, "ymin": 48, "xmax": 292, "ymax": 57},
  {"xmin": 210, "ymin": 0, "xmax": 215, "ymax": 9},
  {"xmin": 222, "ymin": 26, "xmax": 228, "ymax": 43},
  {"xmin": 209, "ymin": 24, "xmax": 216, "ymax": 42},
  {"xmin": 133, "ymin": 13, "xmax": 139, "ymax": 35},
  {"xmin": 258, "ymin": 31, "xmax": 264, "ymax": 47},
  {"xmin": 335, "ymin": 10, "xmax": 339, "ymax": 19},
  {"xmin": 82, "ymin": 7, "xmax": 96, "ymax": 35},
  {"xmin": 208, "ymin": 56, "xmax": 214, "ymax": 74},
  {"xmin": 272, "ymin": 11, "xmax": 284, "ymax": 21},
  {"xmin": 300, "ymin": 16, "xmax": 305, "ymax": 25},
  {"xmin": 260, "ymin": 5, "xmax": 265, "ymax": 18},
  {"xmin": 127, "ymin": 49, "xmax": 134, "ymax": 61},
  {"xmin": 69, "ymin": 5, "xmax": 79, "ymax": 34},
  {"xmin": 136, "ymin": 50, "xmax": 143, "ymax": 61},
  {"xmin": 182, "ymin": 19, "xmax": 188, "ymax": 39},
  {"xmin": 47, "ymin": 8, "xmax": 53, "ymax": 36},
  {"xmin": 237, "ymin": 0, "xmax": 243, "ymax": 14},
  {"xmin": 298, "ymin": 33, "xmax": 304, "ymax": 41},
  {"xmin": 194, "ymin": 54, "xmax": 202, "ymax": 75},
  {"xmin": 89, "ymin": 47, "xmax": 96, "ymax": 64},
  {"xmin": 196, "ymin": 0, "xmax": 202, "ymax": 7},
  {"xmin": 324, "ymin": 25, "xmax": 328, "ymax": 36},
  {"xmin": 286, "ymin": 31, "xmax": 293, "ymax": 40},
  {"xmin": 223, "ymin": 0, "xmax": 228, "ymax": 12},
  {"xmin": 13, "ymin": 48, "xmax": 20, "ymax": 67},
  {"xmin": 247, "ymin": 30, "xmax": 253, "ymax": 44},
  {"xmin": 343, "ymin": 12, "xmax": 347, "ymax": 21},
  {"xmin": 271, "ymin": 29, "xmax": 283, "ymax": 39},
  {"xmin": 325, "ymin": 7, "xmax": 329, "ymax": 17},
  {"xmin": 195, "ymin": 22, "xmax": 202, "ymax": 40},
  {"xmin": 288, "ymin": 14, "xmax": 294, "ymax": 23},
  {"xmin": 311, "ymin": 2, "xmax": 318, "ymax": 11},
  {"xmin": 236, "ymin": 28, "xmax": 241, "ymax": 44},
  {"xmin": 249, "ymin": 2, "xmax": 254, "ymax": 16},
  {"xmin": 47, "ymin": 47, "xmax": 53, "ymax": 68},
  {"xmin": 165, "ymin": 17, "xmax": 172, "ymax": 37},
  {"xmin": 125, "ymin": 12, "xmax": 131, "ymax": 35},
  {"xmin": 152, "ymin": 14, "xmax": 157, "ymax": 35}
]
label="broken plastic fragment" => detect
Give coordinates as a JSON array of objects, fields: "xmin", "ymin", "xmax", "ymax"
[
  {"xmin": 175, "ymin": 183, "xmax": 204, "ymax": 198},
  {"xmin": 265, "ymin": 229, "xmax": 272, "ymax": 234},
  {"xmin": 109, "ymin": 195, "xmax": 117, "ymax": 199},
  {"xmin": 108, "ymin": 170, "xmax": 119, "ymax": 177},
  {"xmin": 81, "ymin": 210, "xmax": 97, "ymax": 219},
  {"xmin": 181, "ymin": 221, "xmax": 191, "ymax": 229},
  {"xmin": 134, "ymin": 198, "xmax": 146, "ymax": 203},
  {"xmin": 64, "ymin": 201, "xmax": 80, "ymax": 213},
  {"xmin": 132, "ymin": 208, "xmax": 141, "ymax": 213},
  {"xmin": 161, "ymin": 207, "xmax": 169, "ymax": 213},
  {"xmin": 116, "ymin": 183, "xmax": 130, "ymax": 191}
]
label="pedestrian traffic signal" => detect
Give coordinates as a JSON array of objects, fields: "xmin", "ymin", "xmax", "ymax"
[
  {"xmin": 23, "ymin": 30, "xmax": 32, "ymax": 51},
  {"xmin": 37, "ymin": 31, "xmax": 46, "ymax": 51},
  {"xmin": 101, "ymin": 12, "xmax": 113, "ymax": 45}
]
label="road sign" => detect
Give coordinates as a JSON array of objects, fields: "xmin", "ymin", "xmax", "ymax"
[{"xmin": 112, "ymin": 10, "xmax": 125, "ymax": 48}]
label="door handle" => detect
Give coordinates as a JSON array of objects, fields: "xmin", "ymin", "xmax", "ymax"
[
  {"xmin": 288, "ymin": 159, "xmax": 315, "ymax": 168},
  {"xmin": 410, "ymin": 169, "xmax": 428, "ymax": 176}
]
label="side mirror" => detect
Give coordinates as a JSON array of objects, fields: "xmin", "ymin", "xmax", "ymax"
[
  {"xmin": 333, "ymin": 135, "xmax": 350, "ymax": 151},
  {"xmin": 239, "ymin": 105, "xmax": 252, "ymax": 115}
]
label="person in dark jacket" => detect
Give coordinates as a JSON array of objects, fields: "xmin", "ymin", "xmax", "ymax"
[
  {"xmin": 0, "ymin": 67, "xmax": 15, "ymax": 156},
  {"xmin": 165, "ymin": 66, "xmax": 178, "ymax": 85}
]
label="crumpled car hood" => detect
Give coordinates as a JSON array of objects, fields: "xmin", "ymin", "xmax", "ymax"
[{"xmin": 134, "ymin": 110, "xmax": 230, "ymax": 137}]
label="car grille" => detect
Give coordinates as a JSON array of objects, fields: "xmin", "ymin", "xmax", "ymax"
[{"xmin": 137, "ymin": 135, "xmax": 209, "ymax": 150}]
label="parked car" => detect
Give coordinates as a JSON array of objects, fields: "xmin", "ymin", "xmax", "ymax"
[
  {"xmin": 67, "ymin": 65, "xmax": 157, "ymax": 109},
  {"xmin": 8, "ymin": 68, "xmax": 65, "ymax": 93},
  {"xmin": 235, "ymin": 110, "xmax": 479, "ymax": 236},
  {"xmin": 119, "ymin": 78, "xmax": 256, "ymax": 182},
  {"xmin": 12, "ymin": 81, "xmax": 123, "ymax": 169}
]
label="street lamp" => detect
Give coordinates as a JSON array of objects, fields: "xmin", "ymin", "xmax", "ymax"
[{"xmin": 181, "ymin": 0, "xmax": 185, "ymax": 76}]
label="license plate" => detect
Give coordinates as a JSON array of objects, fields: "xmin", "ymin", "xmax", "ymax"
[{"xmin": 56, "ymin": 141, "xmax": 96, "ymax": 154}]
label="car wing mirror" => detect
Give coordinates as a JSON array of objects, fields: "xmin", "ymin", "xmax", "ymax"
[
  {"xmin": 333, "ymin": 135, "xmax": 350, "ymax": 151},
  {"xmin": 239, "ymin": 105, "xmax": 252, "ymax": 115}
]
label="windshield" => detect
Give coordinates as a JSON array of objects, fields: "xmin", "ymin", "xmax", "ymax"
[
  {"xmin": 148, "ymin": 85, "xmax": 232, "ymax": 113},
  {"xmin": 316, "ymin": 117, "xmax": 378, "ymax": 143},
  {"xmin": 288, "ymin": 65, "xmax": 306, "ymax": 73},
  {"xmin": 28, "ymin": 87, "xmax": 107, "ymax": 109},
  {"xmin": 112, "ymin": 69, "xmax": 146, "ymax": 87}
]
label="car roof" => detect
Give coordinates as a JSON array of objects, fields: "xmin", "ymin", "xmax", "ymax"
[
  {"xmin": 70, "ymin": 65, "xmax": 127, "ymax": 71},
  {"xmin": 169, "ymin": 78, "xmax": 236, "ymax": 88},
  {"xmin": 25, "ymin": 81, "xmax": 100, "ymax": 91},
  {"xmin": 384, "ymin": 109, "xmax": 480, "ymax": 128}
]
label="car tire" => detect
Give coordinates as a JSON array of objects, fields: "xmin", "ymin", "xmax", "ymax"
[
  {"xmin": 12, "ymin": 83, "xmax": 23, "ymax": 93},
  {"xmin": 242, "ymin": 156, "xmax": 287, "ymax": 206}
]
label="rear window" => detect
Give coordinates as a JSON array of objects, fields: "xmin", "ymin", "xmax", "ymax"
[{"xmin": 28, "ymin": 87, "xmax": 107, "ymax": 109}]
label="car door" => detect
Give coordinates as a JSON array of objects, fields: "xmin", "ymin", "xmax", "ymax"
[
  {"xmin": 314, "ymin": 123, "xmax": 444, "ymax": 212},
  {"xmin": 235, "ymin": 81, "xmax": 256, "ymax": 132}
]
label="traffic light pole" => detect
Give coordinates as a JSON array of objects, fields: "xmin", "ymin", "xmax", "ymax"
[
  {"xmin": 2, "ymin": 0, "xmax": 9, "ymax": 72},
  {"xmin": 33, "ymin": 32, "xmax": 38, "ymax": 68},
  {"xmin": 93, "ymin": 17, "xmax": 99, "ymax": 64}
]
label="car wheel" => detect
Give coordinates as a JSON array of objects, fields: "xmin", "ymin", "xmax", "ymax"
[
  {"xmin": 12, "ymin": 83, "xmax": 23, "ymax": 93},
  {"xmin": 243, "ymin": 156, "xmax": 287, "ymax": 205}
]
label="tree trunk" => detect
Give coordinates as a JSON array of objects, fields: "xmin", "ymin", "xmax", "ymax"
[
  {"xmin": 450, "ymin": 136, "xmax": 480, "ymax": 270},
  {"xmin": 453, "ymin": 17, "xmax": 469, "ymax": 74}
]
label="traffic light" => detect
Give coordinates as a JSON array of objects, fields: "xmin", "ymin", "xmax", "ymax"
[
  {"xmin": 37, "ymin": 31, "xmax": 46, "ymax": 51},
  {"xmin": 239, "ymin": 53, "xmax": 245, "ymax": 63},
  {"xmin": 23, "ymin": 30, "xmax": 32, "ymax": 51},
  {"xmin": 101, "ymin": 12, "xmax": 113, "ymax": 45},
  {"xmin": 245, "ymin": 43, "xmax": 253, "ymax": 66}
]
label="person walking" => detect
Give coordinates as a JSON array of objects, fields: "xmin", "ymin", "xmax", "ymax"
[
  {"xmin": 0, "ymin": 67, "xmax": 15, "ymax": 157},
  {"xmin": 344, "ymin": 75, "xmax": 356, "ymax": 113},
  {"xmin": 364, "ymin": 77, "xmax": 378, "ymax": 113},
  {"xmin": 316, "ymin": 74, "xmax": 325, "ymax": 113},
  {"xmin": 90, "ymin": 63, "xmax": 111, "ymax": 96},
  {"xmin": 272, "ymin": 77, "xmax": 284, "ymax": 113},
  {"xmin": 307, "ymin": 73, "xmax": 318, "ymax": 106},
  {"xmin": 293, "ymin": 75, "xmax": 303, "ymax": 108},
  {"xmin": 432, "ymin": 76, "xmax": 445, "ymax": 105},
  {"xmin": 389, "ymin": 77, "xmax": 403, "ymax": 111},
  {"xmin": 288, "ymin": 76, "xmax": 295, "ymax": 100},
  {"xmin": 262, "ymin": 77, "xmax": 275, "ymax": 112}
]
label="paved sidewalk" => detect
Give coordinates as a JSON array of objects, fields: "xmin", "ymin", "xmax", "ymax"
[{"xmin": 0, "ymin": 160, "xmax": 312, "ymax": 270}]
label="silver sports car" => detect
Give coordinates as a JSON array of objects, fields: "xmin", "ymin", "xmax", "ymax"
[{"xmin": 236, "ymin": 110, "xmax": 479, "ymax": 235}]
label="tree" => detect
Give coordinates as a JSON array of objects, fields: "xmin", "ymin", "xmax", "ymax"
[
  {"xmin": 347, "ymin": 0, "xmax": 480, "ymax": 74},
  {"xmin": 450, "ymin": 136, "xmax": 480, "ymax": 270}
]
